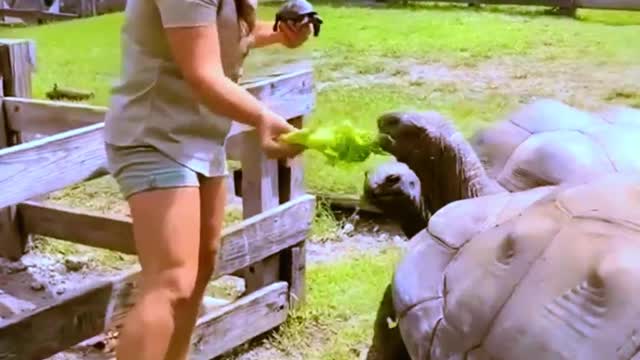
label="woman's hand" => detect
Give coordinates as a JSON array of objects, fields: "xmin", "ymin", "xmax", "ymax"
[
  {"xmin": 257, "ymin": 109, "xmax": 304, "ymax": 159},
  {"xmin": 278, "ymin": 20, "xmax": 312, "ymax": 49}
]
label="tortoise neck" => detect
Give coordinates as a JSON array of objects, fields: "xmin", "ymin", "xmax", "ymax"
[{"xmin": 403, "ymin": 130, "xmax": 505, "ymax": 216}]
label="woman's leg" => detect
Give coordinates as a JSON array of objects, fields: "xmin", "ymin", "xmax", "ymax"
[
  {"xmin": 116, "ymin": 186, "xmax": 202, "ymax": 360},
  {"xmin": 164, "ymin": 175, "xmax": 227, "ymax": 360}
]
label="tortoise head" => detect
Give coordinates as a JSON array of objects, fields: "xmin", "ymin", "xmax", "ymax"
[
  {"xmin": 363, "ymin": 160, "xmax": 428, "ymax": 238},
  {"xmin": 377, "ymin": 111, "xmax": 450, "ymax": 164},
  {"xmin": 375, "ymin": 110, "xmax": 506, "ymax": 216}
]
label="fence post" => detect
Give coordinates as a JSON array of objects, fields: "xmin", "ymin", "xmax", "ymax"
[
  {"xmin": 239, "ymin": 131, "xmax": 283, "ymax": 293},
  {"xmin": 278, "ymin": 115, "xmax": 307, "ymax": 308},
  {"xmin": 0, "ymin": 39, "xmax": 35, "ymax": 259}
]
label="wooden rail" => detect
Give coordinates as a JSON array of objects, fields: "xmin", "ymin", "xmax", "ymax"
[{"xmin": 0, "ymin": 38, "xmax": 316, "ymax": 360}]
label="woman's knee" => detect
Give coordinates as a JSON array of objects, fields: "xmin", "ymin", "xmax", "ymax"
[{"xmin": 149, "ymin": 266, "xmax": 200, "ymax": 304}]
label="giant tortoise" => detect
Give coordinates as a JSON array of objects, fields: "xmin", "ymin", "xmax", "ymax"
[
  {"xmin": 365, "ymin": 99, "xmax": 640, "ymax": 232},
  {"xmin": 363, "ymin": 99, "xmax": 640, "ymax": 359}
]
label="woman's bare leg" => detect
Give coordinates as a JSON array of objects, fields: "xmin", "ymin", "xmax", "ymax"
[
  {"xmin": 164, "ymin": 175, "xmax": 227, "ymax": 360},
  {"xmin": 115, "ymin": 187, "xmax": 201, "ymax": 360}
]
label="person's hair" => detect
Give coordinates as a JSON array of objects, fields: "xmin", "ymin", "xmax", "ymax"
[{"xmin": 235, "ymin": 0, "xmax": 256, "ymax": 36}]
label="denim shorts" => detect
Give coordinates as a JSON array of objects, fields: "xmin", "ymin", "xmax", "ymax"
[{"xmin": 105, "ymin": 143, "xmax": 213, "ymax": 199}]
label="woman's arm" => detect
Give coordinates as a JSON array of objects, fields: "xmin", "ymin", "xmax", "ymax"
[
  {"xmin": 164, "ymin": 25, "xmax": 301, "ymax": 158},
  {"xmin": 251, "ymin": 20, "xmax": 284, "ymax": 48},
  {"xmin": 166, "ymin": 26, "xmax": 270, "ymax": 128},
  {"xmin": 153, "ymin": 0, "xmax": 302, "ymax": 158},
  {"xmin": 252, "ymin": 20, "xmax": 312, "ymax": 49}
]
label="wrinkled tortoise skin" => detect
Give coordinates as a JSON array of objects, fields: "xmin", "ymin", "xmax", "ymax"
[{"xmin": 393, "ymin": 173, "xmax": 640, "ymax": 360}]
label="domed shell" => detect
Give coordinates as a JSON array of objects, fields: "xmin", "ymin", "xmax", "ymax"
[
  {"xmin": 471, "ymin": 99, "xmax": 640, "ymax": 191},
  {"xmin": 392, "ymin": 173, "xmax": 640, "ymax": 360}
]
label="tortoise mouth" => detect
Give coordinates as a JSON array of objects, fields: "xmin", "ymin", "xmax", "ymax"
[
  {"xmin": 377, "ymin": 133, "xmax": 395, "ymax": 153},
  {"xmin": 363, "ymin": 186, "xmax": 410, "ymax": 204}
]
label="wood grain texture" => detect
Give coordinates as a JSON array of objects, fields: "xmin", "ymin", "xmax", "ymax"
[
  {"xmin": 190, "ymin": 282, "xmax": 289, "ymax": 359},
  {"xmin": 4, "ymin": 68, "xmax": 314, "ymax": 136},
  {"xmin": 0, "ymin": 123, "xmax": 106, "ymax": 209},
  {"xmin": 18, "ymin": 201, "xmax": 134, "ymax": 254},
  {"xmin": 243, "ymin": 69, "xmax": 315, "ymax": 121},
  {"xmin": 4, "ymin": 97, "xmax": 106, "ymax": 135},
  {"xmin": 0, "ymin": 195, "xmax": 314, "ymax": 360},
  {"xmin": 278, "ymin": 116, "xmax": 306, "ymax": 203},
  {"xmin": 0, "ymin": 68, "xmax": 314, "ymax": 207},
  {"xmin": 277, "ymin": 115, "xmax": 307, "ymax": 307},
  {"xmin": 280, "ymin": 242, "xmax": 306, "ymax": 308},
  {"xmin": 0, "ymin": 39, "xmax": 34, "ymax": 98},
  {"xmin": 0, "ymin": 96, "xmax": 25, "ymax": 259},
  {"xmin": 0, "ymin": 279, "xmax": 116, "ymax": 360},
  {"xmin": 240, "ymin": 131, "xmax": 280, "ymax": 219},
  {"xmin": 239, "ymin": 129, "xmax": 282, "ymax": 293},
  {"xmin": 19, "ymin": 195, "xmax": 314, "ymax": 265},
  {"xmin": 0, "ymin": 206, "xmax": 24, "ymax": 260}
]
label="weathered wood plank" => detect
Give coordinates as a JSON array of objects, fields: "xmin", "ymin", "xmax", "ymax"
[
  {"xmin": 239, "ymin": 129, "xmax": 283, "ymax": 293},
  {"xmin": 0, "ymin": 205, "xmax": 23, "ymax": 261},
  {"xmin": 3, "ymin": 97, "xmax": 106, "ymax": 135},
  {"xmin": 0, "ymin": 87, "xmax": 26, "ymax": 259},
  {"xmin": 0, "ymin": 39, "xmax": 35, "ymax": 98},
  {"xmin": 240, "ymin": 131, "xmax": 280, "ymax": 219},
  {"xmin": 190, "ymin": 282, "xmax": 289, "ymax": 359},
  {"xmin": 18, "ymin": 201, "xmax": 134, "ymax": 254},
  {"xmin": 0, "ymin": 122, "xmax": 107, "ymax": 209},
  {"xmin": 280, "ymin": 242, "xmax": 306, "ymax": 308},
  {"xmin": 276, "ymin": 115, "xmax": 307, "ymax": 307},
  {"xmin": 0, "ymin": 277, "xmax": 117, "ymax": 360},
  {"xmin": 278, "ymin": 116, "xmax": 306, "ymax": 203},
  {"xmin": 19, "ymin": 194, "xmax": 314, "ymax": 263},
  {"xmin": 4, "ymin": 68, "xmax": 314, "ymax": 136},
  {"xmin": 0, "ymin": 195, "xmax": 314, "ymax": 360}
]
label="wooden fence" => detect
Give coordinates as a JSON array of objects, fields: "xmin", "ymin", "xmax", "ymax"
[{"xmin": 0, "ymin": 38, "xmax": 316, "ymax": 359}]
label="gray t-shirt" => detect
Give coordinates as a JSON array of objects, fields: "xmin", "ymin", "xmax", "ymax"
[{"xmin": 104, "ymin": 0, "xmax": 255, "ymax": 176}]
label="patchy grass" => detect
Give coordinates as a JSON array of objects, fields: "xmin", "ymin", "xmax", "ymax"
[
  {"xmin": 1, "ymin": 3, "xmax": 638, "ymax": 358},
  {"xmin": 222, "ymin": 247, "xmax": 401, "ymax": 360},
  {"xmin": 0, "ymin": 3, "xmax": 638, "ymax": 99},
  {"xmin": 0, "ymin": 3, "xmax": 637, "ymax": 197},
  {"xmin": 1, "ymin": 0, "xmax": 636, "ymax": 273}
]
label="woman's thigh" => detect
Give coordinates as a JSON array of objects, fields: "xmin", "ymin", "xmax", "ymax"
[{"xmin": 106, "ymin": 143, "xmax": 202, "ymax": 286}]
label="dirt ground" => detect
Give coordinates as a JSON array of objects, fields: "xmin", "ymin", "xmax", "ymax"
[{"xmin": 318, "ymin": 56, "xmax": 640, "ymax": 111}]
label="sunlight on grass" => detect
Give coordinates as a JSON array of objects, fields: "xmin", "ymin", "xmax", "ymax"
[
  {"xmin": 0, "ymin": 4, "xmax": 637, "ymax": 103},
  {"xmin": 0, "ymin": 3, "xmax": 635, "ymax": 239},
  {"xmin": 0, "ymin": 3, "xmax": 638, "ymax": 358},
  {"xmin": 261, "ymin": 248, "xmax": 400, "ymax": 359}
]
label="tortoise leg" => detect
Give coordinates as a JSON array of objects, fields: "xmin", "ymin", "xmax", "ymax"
[{"xmin": 367, "ymin": 283, "xmax": 411, "ymax": 360}]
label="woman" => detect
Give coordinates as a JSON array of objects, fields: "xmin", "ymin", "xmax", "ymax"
[{"xmin": 102, "ymin": 0, "xmax": 311, "ymax": 358}]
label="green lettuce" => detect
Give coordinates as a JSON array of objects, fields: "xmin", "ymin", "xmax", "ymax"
[{"xmin": 279, "ymin": 122, "xmax": 388, "ymax": 164}]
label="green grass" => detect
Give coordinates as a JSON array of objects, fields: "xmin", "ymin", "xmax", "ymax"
[
  {"xmin": 1, "ymin": 3, "xmax": 638, "ymax": 197},
  {"xmin": 223, "ymin": 247, "xmax": 401, "ymax": 360},
  {"xmin": 1, "ymin": 5, "xmax": 639, "ymax": 356}
]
